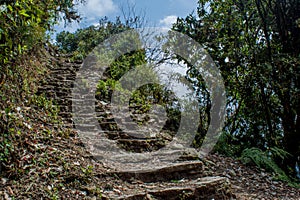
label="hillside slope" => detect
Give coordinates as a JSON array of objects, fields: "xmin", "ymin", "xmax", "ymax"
[{"xmin": 0, "ymin": 50, "xmax": 299, "ymax": 200}]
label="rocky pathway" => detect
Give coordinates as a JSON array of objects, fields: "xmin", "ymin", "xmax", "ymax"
[
  {"xmin": 36, "ymin": 54, "xmax": 300, "ymax": 199},
  {"xmin": 37, "ymin": 54, "xmax": 82, "ymax": 127},
  {"xmin": 36, "ymin": 54, "xmax": 235, "ymax": 199}
]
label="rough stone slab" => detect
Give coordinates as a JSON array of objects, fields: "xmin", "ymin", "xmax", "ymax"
[
  {"xmin": 103, "ymin": 176, "xmax": 233, "ymax": 200},
  {"xmin": 116, "ymin": 139, "xmax": 166, "ymax": 153},
  {"xmin": 109, "ymin": 161, "xmax": 204, "ymax": 182}
]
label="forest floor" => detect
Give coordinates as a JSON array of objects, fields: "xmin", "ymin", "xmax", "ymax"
[{"xmin": 0, "ymin": 123, "xmax": 299, "ymax": 199}]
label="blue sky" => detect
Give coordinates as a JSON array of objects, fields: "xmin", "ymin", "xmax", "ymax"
[{"xmin": 55, "ymin": 0, "xmax": 198, "ymax": 33}]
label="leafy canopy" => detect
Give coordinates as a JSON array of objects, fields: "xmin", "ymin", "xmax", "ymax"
[{"xmin": 173, "ymin": 0, "xmax": 300, "ymax": 179}]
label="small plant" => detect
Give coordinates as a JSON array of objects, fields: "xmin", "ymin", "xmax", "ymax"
[
  {"xmin": 30, "ymin": 94, "xmax": 60, "ymax": 122},
  {"xmin": 0, "ymin": 107, "xmax": 15, "ymax": 168},
  {"xmin": 0, "ymin": 133, "xmax": 13, "ymax": 163},
  {"xmin": 240, "ymin": 147, "xmax": 291, "ymax": 182},
  {"xmin": 81, "ymin": 165, "xmax": 94, "ymax": 176}
]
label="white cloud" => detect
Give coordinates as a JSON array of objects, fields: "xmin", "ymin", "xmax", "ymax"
[
  {"xmin": 53, "ymin": 0, "xmax": 118, "ymax": 34},
  {"xmin": 78, "ymin": 0, "xmax": 118, "ymax": 21},
  {"xmin": 159, "ymin": 15, "xmax": 178, "ymax": 28}
]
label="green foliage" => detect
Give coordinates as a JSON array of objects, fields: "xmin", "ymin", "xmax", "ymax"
[
  {"xmin": 0, "ymin": 1, "xmax": 42, "ymax": 64},
  {"xmin": 0, "ymin": 107, "xmax": 14, "ymax": 164},
  {"xmin": 56, "ymin": 17, "xmax": 131, "ymax": 60},
  {"xmin": 81, "ymin": 165, "xmax": 94, "ymax": 176},
  {"xmin": 212, "ymin": 132, "xmax": 243, "ymax": 157},
  {"xmin": 56, "ymin": 15, "xmax": 182, "ymax": 121},
  {"xmin": 173, "ymin": 0, "xmax": 300, "ymax": 177},
  {"xmin": 0, "ymin": 0, "xmax": 84, "ymax": 65},
  {"xmin": 57, "ymin": 16, "xmax": 184, "ymax": 136},
  {"xmin": 240, "ymin": 147, "xmax": 291, "ymax": 182},
  {"xmin": 0, "ymin": 105, "xmax": 21, "ymax": 165},
  {"xmin": 0, "ymin": 0, "xmax": 84, "ymax": 173},
  {"xmin": 96, "ymin": 50, "xmax": 148, "ymax": 100},
  {"xmin": 30, "ymin": 94, "xmax": 60, "ymax": 121}
]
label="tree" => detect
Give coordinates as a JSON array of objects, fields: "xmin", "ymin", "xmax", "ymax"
[
  {"xmin": 56, "ymin": 17, "xmax": 130, "ymax": 59},
  {"xmin": 56, "ymin": 15, "xmax": 185, "ymax": 143},
  {"xmin": 0, "ymin": 0, "xmax": 84, "ymax": 65},
  {"xmin": 173, "ymin": 0, "xmax": 300, "ymax": 178}
]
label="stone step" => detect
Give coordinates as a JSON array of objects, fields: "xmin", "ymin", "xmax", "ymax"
[
  {"xmin": 72, "ymin": 113, "xmax": 96, "ymax": 118},
  {"xmin": 110, "ymin": 161, "xmax": 204, "ymax": 183},
  {"xmin": 103, "ymin": 131, "xmax": 121, "ymax": 139},
  {"xmin": 99, "ymin": 122, "xmax": 120, "ymax": 131},
  {"xmin": 50, "ymin": 69, "xmax": 76, "ymax": 75},
  {"xmin": 49, "ymin": 81, "xmax": 74, "ymax": 87},
  {"xmin": 61, "ymin": 123, "xmax": 74, "ymax": 128},
  {"xmin": 102, "ymin": 176, "xmax": 233, "ymax": 200},
  {"xmin": 103, "ymin": 130, "xmax": 154, "ymax": 140},
  {"xmin": 59, "ymin": 106, "xmax": 71, "ymax": 112},
  {"xmin": 61, "ymin": 117, "xmax": 73, "ymax": 123},
  {"xmin": 50, "ymin": 76, "xmax": 76, "ymax": 82},
  {"xmin": 59, "ymin": 112, "xmax": 72, "ymax": 117},
  {"xmin": 50, "ymin": 68, "xmax": 78, "ymax": 72},
  {"xmin": 116, "ymin": 138, "xmax": 166, "ymax": 153},
  {"xmin": 98, "ymin": 116, "xmax": 115, "ymax": 122},
  {"xmin": 74, "ymin": 124, "xmax": 98, "ymax": 132},
  {"xmin": 56, "ymin": 100, "xmax": 72, "ymax": 107}
]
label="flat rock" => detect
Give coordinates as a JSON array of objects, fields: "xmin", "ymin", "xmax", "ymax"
[
  {"xmin": 109, "ymin": 161, "xmax": 204, "ymax": 182},
  {"xmin": 102, "ymin": 176, "xmax": 233, "ymax": 200}
]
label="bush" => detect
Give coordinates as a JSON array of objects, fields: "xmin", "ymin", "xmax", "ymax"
[{"xmin": 240, "ymin": 147, "xmax": 291, "ymax": 182}]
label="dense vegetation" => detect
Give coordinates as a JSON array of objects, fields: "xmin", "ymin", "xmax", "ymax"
[
  {"xmin": 56, "ymin": 16, "xmax": 183, "ymax": 134},
  {"xmin": 173, "ymin": 0, "xmax": 300, "ymax": 182},
  {"xmin": 0, "ymin": 0, "xmax": 84, "ymax": 174}
]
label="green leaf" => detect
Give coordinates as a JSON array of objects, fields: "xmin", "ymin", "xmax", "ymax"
[
  {"xmin": 20, "ymin": 10, "xmax": 30, "ymax": 17},
  {"xmin": 7, "ymin": 5, "xmax": 13, "ymax": 12}
]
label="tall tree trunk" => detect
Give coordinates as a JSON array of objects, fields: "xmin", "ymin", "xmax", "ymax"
[{"xmin": 282, "ymin": 94, "xmax": 300, "ymax": 175}]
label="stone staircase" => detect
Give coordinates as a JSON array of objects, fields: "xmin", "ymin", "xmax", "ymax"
[
  {"xmin": 37, "ymin": 54, "xmax": 234, "ymax": 199},
  {"xmin": 95, "ymin": 101, "xmax": 175, "ymax": 153},
  {"xmin": 37, "ymin": 54, "xmax": 82, "ymax": 128}
]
